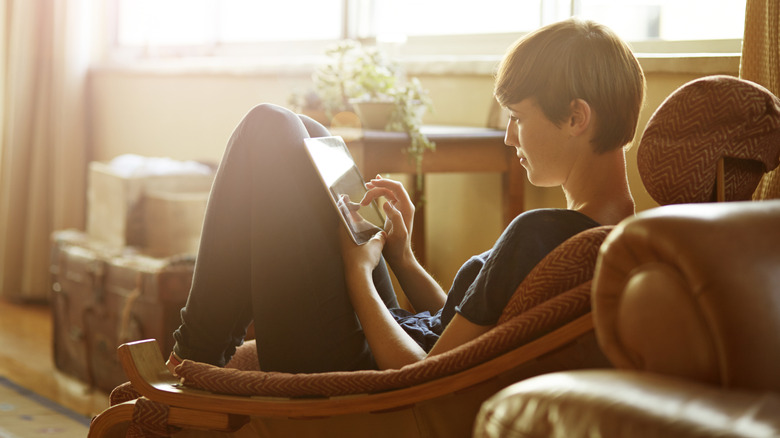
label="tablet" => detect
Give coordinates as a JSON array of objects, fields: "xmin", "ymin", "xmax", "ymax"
[{"xmin": 303, "ymin": 136, "xmax": 386, "ymax": 245}]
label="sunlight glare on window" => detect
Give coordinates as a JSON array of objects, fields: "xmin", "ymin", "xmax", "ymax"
[
  {"xmin": 373, "ymin": 0, "xmax": 541, "ymax": 38},
  {"xmin": 117, "ymin": 0, "xmax": 214, "ymax": 46},
  {"xmin": 116, "ymin": 0, "xmax": 343, "ymax": 47},
  {"xmin": 219, "ymin": 0, "xmax": 343, "ymax": 42},
  {"xmin": 113, "ymin": 0, "xmax": 747, "ymax": 57},
  {"xmin": 577, "ymin": 0, "xmax": 746, "ymax": 41},
  {"xmin": 656, "ymin": 0, "xmax": 746, "ymax": 40}
]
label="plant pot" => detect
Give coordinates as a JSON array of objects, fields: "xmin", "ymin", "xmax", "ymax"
[{"xmin": 351, "ymin": 100, "xmax": 396, "ymax": 130}]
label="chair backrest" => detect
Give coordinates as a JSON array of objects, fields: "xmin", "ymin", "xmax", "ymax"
[{"xmin": 638, "ymin": 75, "xmax": 780, "ymax": 205}]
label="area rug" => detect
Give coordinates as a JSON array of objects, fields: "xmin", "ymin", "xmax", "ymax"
[{"xmin": 0, "ymin": 376, "xmax": 89, "ymax": 438}]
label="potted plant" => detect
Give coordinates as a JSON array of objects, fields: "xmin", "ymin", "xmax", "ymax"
[{"xmin": 289, "ymin": 40, "xmax": 435, "ymax": 180}]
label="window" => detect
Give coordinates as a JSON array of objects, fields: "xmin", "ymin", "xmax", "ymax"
[
  {"xmin": 113, "ymin": 0, "xmax": 344, "ymax": 57},
  {"xmin": 369, "ymin": 0, "xmax": 746, "ymax": 40},
  {"xmin": 371, "ymin": 0, "xmax": 543, "ymax": 37},
  {"xmin": 117, "ymin": 0, "xmax": 344, "ymax": 45},
  {"xmin": 109, "ymin": 0, "xmax": 746, "ymax": 61},
  {"xmin": 578, "ymin": 0, "xmax": 746, "ymax": 41}
]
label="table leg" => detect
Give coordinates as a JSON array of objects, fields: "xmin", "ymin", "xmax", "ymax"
[{"xmin": 410, "ymin": 174, "xmax": 426, "ymax": 265}]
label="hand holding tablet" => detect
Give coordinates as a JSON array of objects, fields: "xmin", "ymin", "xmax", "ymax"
[{"xmin": 303, "ymin": 136, "xmax": 386, "ymax": 245}]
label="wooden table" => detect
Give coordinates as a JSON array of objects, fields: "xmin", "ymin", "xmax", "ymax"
[{"xmin": 336, "ymin": 125, "xmax": 524, "ymax": 263}]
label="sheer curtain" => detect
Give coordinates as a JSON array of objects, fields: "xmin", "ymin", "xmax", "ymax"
[
  {"xmin": 0, "ymin": 0, "xmax": 93, "ymax": 301},
  {"xmin": 741, "ymin": 0, "xmax": 780, "ymax": 199}
]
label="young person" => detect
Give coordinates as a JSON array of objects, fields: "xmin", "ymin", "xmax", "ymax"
[{"xmin": 168, "ymin": 18, "xmax": 645, "ymax": 373}]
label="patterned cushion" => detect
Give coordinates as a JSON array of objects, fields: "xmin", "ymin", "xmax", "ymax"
[
  {"xmin": 109, "ymin": 381, "xmax": 140, "ymax": 405},
  {"xmin": 127, "ymin": 397, "xmax": 171, "ymax": 438},
  {"xmin": 499, "ymin": 226, "xmax": 613, "ymax": 324},
  {"xmin": 175, "ymin": 227, "xmax": 611, "ymax": 398},
  {"xmin": 225, "ymin": 340, "xmax": 260, "ymax": 371},
  {"xmin": 103, "ymin": 386, "xmax": 172, "ymax": 438},
  {"xmin": 638, "ymin": 75, "xmax": 780, "ymax": 205},
  {"xmin": 176, "ymin": 283, "xmax": 592, "ymax": 398}
]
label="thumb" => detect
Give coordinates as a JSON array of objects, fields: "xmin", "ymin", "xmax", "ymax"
[{"xmin": 371, "ymin": 230, "xmax": 387, "ymax": 245}]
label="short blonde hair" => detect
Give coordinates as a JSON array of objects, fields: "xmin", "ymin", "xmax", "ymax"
[{"xmin": 495, "ymin": 18, "xmax": 645, "ymax": 153}]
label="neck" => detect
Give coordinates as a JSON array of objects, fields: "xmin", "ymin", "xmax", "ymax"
[{"xmin": 562, "ymin": 147, "xmax": 635, "ymax": 225}]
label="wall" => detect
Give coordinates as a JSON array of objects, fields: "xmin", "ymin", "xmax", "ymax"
[{"xmin": 87, "ymin": 59, "xmax": 738, "ymax": 287}]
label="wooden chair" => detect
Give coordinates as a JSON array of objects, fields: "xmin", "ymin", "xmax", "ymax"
[
  {"xmin": 89, "ymin": 74, "xmax": 780, "ymax": 438},
  {"xmin": 88, "ymin": 224, "xmax": 614, "ymax": 438}
]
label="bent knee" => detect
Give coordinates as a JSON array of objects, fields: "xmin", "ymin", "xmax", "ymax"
[{"xmin": 243, "ymin": 103, "xmax": 298, "ymax": 126}]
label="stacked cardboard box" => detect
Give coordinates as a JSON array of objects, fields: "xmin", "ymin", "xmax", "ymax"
[
  {"xmin": 51, "ymin": 155, "xmax": 216, "ymax": 392},
  {"xmin": 85, "ymin": 155, "xmax": 215, "ymax": 256}
]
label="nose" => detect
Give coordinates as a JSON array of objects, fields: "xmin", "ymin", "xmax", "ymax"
[{"xmin": 504, "ymin": 119, "xmax": 518, "ymax": 147}]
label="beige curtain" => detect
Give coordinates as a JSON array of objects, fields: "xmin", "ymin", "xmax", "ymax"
[
  {"xmin": 741, "ymin": 0, "xmax": 780, "ymax": 200},
  {"xmin": 0, "ymin": 0, "xmax": 92, "ymax": 301}
]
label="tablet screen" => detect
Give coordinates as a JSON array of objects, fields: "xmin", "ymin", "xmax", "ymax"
[{"xmin": 304, "ymin": 136, "xmax": 385, "ymax": 245}]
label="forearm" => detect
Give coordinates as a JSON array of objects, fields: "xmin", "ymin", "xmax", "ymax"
[
  {"xmin": 386, "ymin": 249, "xmax": 446, "ymax": 313},
  {"xmin": 345, "ymin": 265, "xmax": 427, "ymax": 369}
]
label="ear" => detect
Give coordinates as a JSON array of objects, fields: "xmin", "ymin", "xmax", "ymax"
[{"xmin": 567, "ymin": 99, "xmax": 592, "ymax": 136}]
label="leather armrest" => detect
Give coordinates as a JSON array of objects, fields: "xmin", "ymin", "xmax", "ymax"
[
  {"xmin": 591, "ymin": 200, "xmax": 780, "ymax": 392},
  {"xmin": 474, "ymin": 369, "xmax": 780, "ymax": 438}
]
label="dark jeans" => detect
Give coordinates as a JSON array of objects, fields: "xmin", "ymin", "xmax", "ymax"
[{"xmin": 172, "ymin": 104, "xmax": 398, "ymax": 373}]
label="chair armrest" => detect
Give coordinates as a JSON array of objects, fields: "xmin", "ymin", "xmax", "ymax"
[
  {"xmin": 87, "ymin": 400, "xmax": 135, "ymax": 438},
  {"xmin": 592, "ymin": 200, "xmax": 780, "ymax": 392},
  {"xmin": 475, "ymin": 369, "xmax": 780, "ymax": 438}
]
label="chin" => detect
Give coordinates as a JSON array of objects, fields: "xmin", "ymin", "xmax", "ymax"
[{"xmin": 526, "ymin": 174, "xmax": 560, "ymax": 188}]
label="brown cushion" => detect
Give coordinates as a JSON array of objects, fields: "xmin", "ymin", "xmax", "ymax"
[
  {"xmin": 638, "ymin": 75, "xmax": 780, "ymax": 205},
  {"xmin": 592, "ymin": 200, "xmax": 780, "ymax": 392},
  {"xmin": 476, "ymin": 370, "xmax": 780, "ymax": 438}
]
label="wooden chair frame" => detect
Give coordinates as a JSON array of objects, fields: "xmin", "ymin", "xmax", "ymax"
[{"xmin": 88, "ymin": 314, "xmax": 597, "ymax": 437}]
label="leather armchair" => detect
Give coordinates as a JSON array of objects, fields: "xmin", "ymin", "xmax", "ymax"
[{"xmin": 474, "ymin": 200, "xmax": 780, "ymax": 438}]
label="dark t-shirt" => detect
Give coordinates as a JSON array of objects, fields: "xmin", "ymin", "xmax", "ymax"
[{"xmin": 390, "ymin": 209, "xmax": 599, "ymax": 352}]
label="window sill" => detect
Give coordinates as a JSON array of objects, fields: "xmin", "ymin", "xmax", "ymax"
[
  {"xmin": 635, "ymin": 53, "xmax": 741, "ymax": 75},
  {"xmin": 91, "ymin": 53, "xmax": 741, "ymax": 78},
  {"xmin": 402, "ymin": 53, "xmax": 740, "ymax": 76}
]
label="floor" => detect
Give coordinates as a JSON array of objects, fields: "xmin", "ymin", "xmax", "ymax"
[{"xmin": 0, "ymin": 299, "xmax": 110, "ymax": 419}]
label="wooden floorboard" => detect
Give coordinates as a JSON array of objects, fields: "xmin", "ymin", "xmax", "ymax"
[{"xmin": 0, "ymin": 298, "xmax": 110, "ymax": 419}]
